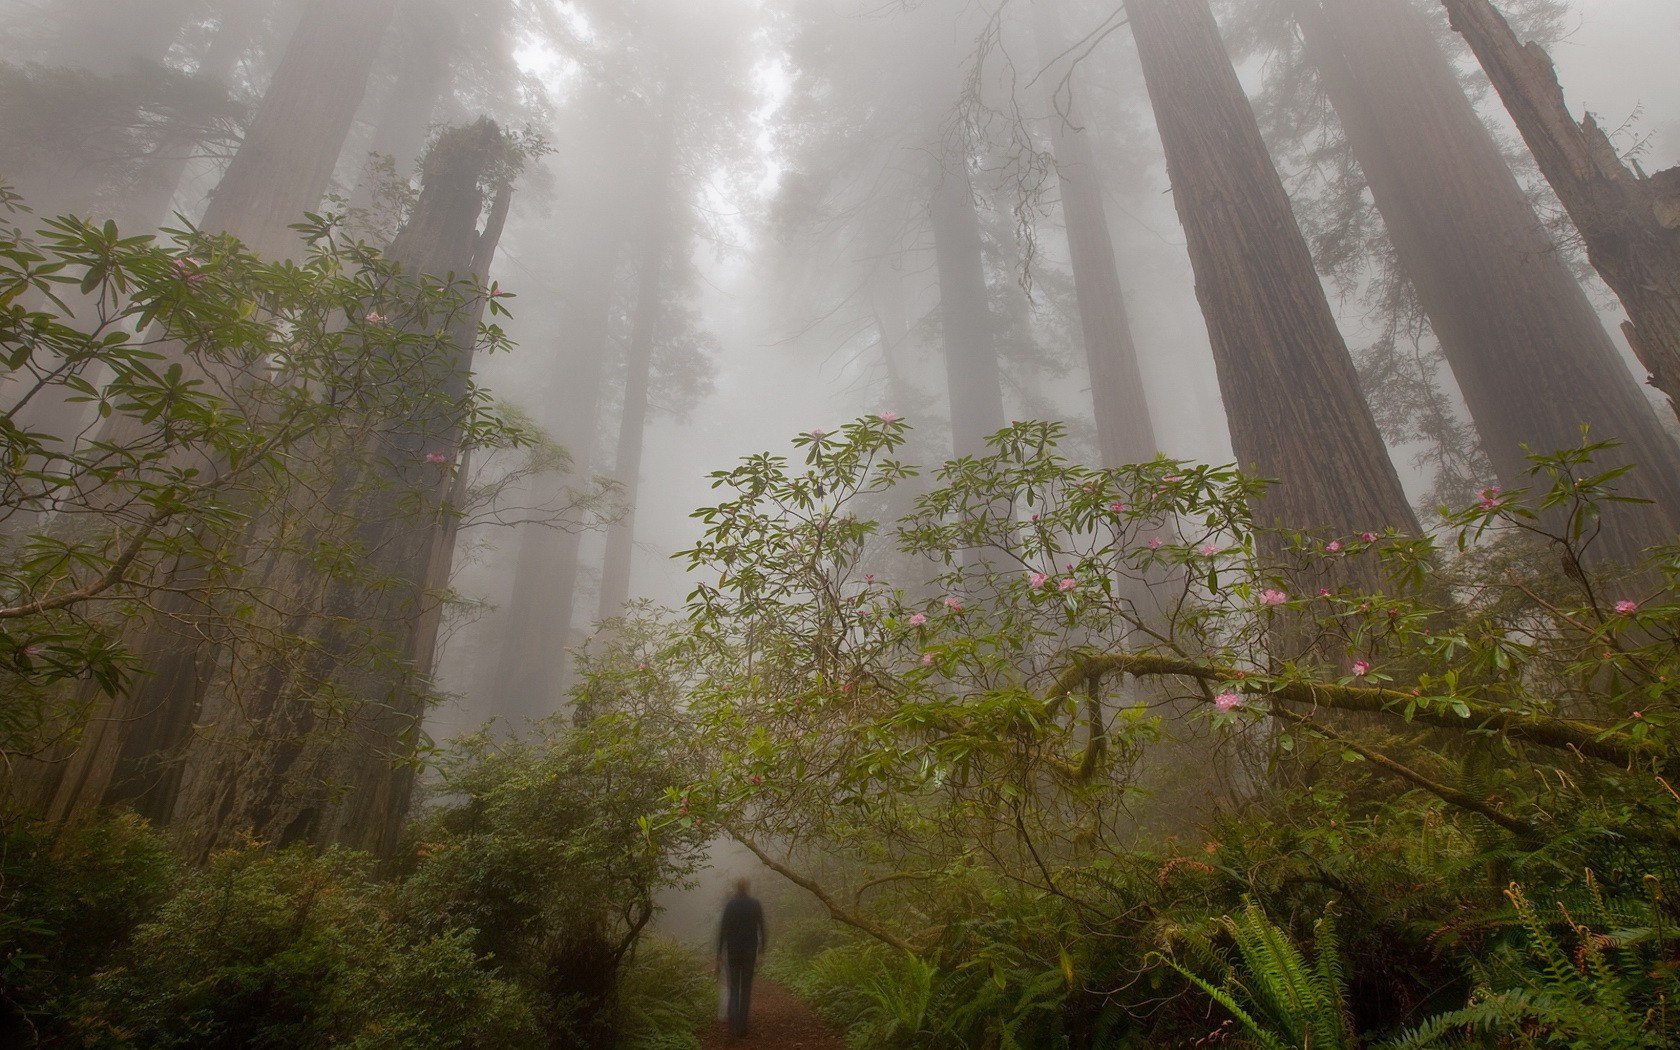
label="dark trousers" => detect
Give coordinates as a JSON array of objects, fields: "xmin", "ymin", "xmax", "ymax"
[{"xmin": 726, "ymin": 953, "xmax": 756, "ymax": 1036}]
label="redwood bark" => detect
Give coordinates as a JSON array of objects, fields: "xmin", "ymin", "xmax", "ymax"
[
  {"xmin": 1440, "ymin": 0, "xmax": 1680, "ymax": 428},
  {"xmin": 348, "ymin": 0, "xmax": 454, "ymax": 217},
  {"xmin": 930, "ymin": 158, "xmax": 1007, "ymax": 459},
  {"xmin": 24, "ymin": 0, "xmax": 403, "ymax": 830},
  {"xmin": 1124, "ymin": 0, "xmax": 1418, "ymax": 538},
  {"xmin": 169, "ymin": 119, "xmax": 515, "ymax": 858},
  {"xmin": 200, "ymin": 0, "xmax": 398, "ymax": 257},
  {"xmin": 124, "ymin": 0, "xmax": 277, "ymax": 230},
  {"xmin": 1294, "ymin": 0, "xmax": 1680, "ymax": 566},
  {"xmin": 1032, "ymin": 0, "xmax": 1158, "ymax": 467}
]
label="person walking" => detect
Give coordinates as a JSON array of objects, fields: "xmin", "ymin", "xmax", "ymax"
[{"xmin": 715, "ymin": 877, "xmax": 768, "ymax": 1038}]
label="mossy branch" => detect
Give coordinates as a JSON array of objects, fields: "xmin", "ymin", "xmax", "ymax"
[{"xmin": 1050, "ymin": 653, "xmax": 1658, "ymax": 768}]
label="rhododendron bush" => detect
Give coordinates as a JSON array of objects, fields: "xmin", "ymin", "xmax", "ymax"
[{"xmin": 623, "ymin": 416, "xmax": 1678, "ymax": 1043}]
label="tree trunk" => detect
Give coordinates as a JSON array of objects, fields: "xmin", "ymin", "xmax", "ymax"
[
  {"xmin": 20, "ymin": 0, "xmax": 403, "ymax": 830},
  {"xmin": 598, "ymin": 98, "xmax": 681, "ymax": 621},
  {"xmin": 347, "ymin": 0, "xmax": 454, "ymax": 219},
  {"xmin": 169, "ymin": 119, "xmax": 514, "ymax": 859},
  {"xmin": 1294, "ymin": 0, "xmax": 1680, "ymax": 566},
  {"xmin": 1124, "ymin": 0, "xmax": 1418, "ymax": 540},
  {"xmin": 1033, "ymin": 0, "xmax": 1158, "ymax": 467},
  {"xmin": 930, "ymin": 157, "xmax": 1006, "ymax": 459},
  {"xmin": 123, "ymin": 0, "xmax": 278, "ymax": 231},
  {"xmin": 1440, "ymin": 0, "xmax": 1680, "ymax": 427},
  {"xmin": 200, "ymin": 0, "xmax": 398, "ymax": 257},
  {"xmin": 493, "ymin": 253, "xmax": 618, "ymax": 719}
]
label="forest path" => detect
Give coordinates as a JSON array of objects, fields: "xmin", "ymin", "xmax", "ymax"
[{"xmin": 700, "ymin": 979, "xmax": 846, "ymax": 1049}]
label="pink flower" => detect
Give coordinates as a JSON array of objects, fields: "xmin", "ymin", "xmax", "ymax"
[
  {"xmin": 1360, "ymin": 531, "xmax": 1378, "ymax": 543},
  {"xmin": 1260, "ymin": 589, "xmax": 1288, "ymax": 606},
  {"xmin": 1029, "ymin": 513, "xmax": 1040, "ymax": 523},
  {"xmin": 1163, "ymin": 474, "xmax": 1184, "ymax": 483},
  {"xmin": 943, "ymin": 596, "xmax": 963, "ymax": 613},
  {"xmin": 1351, "ymin": 659, "xmax": 1371, "ymax": 677},
  {"xmin": 1215, "ymin": 692, "xmax": 1244, "ymax": 712},
  {"xmin": 1147, "ymin": 538, "xmax": 1163, "ymax": 550},
  {"xmin": 1109, "ymin": 501, "xmax": 1127, "ymax": 514},
  {"xmin": 1029, "ymin": 572, "xmax": 1050, "ymax": 589},
  {"xmin": 1478, "ymin": 486, "xmax": 1502, "ymax": 511},
  {"xmin": 1318, "ymin": 588, "xmax": 1331, "ymax": 598},
  {"xmin": 749, "ymin": 775, "xmax": 763, "ymax": 786},
  {"xmin": 857, "ymin": 608, "xmax": 873, "ymax": 618},
  {"xmin": 364, "ymin": 311, "xmax": 387, "ymax": 326},
  {"xmin": 1058, "ymin": 578, "xmax": 1077, "ymax": 592},
  {"xmin": 876, "ymin": 411, "xmax": 902, "ymax": 423},
  {"xmin": 921, "ymin": 652, "xmax": 935, "ymax": 666},
  {"xmin": 1326, "ymin": 540, "xmax": 1342, "ymax": 553},
  {"xmin": 908, "ymin": 613, "xmax": 927, "ymax": 627},
  {"xmin": 171, "ymin": 257, "xmax": 204, "ymax": 286},
  {"xmin": 808, "ymin": 428, "xmax": 826, "ymax": 439},
  {"xmin": 424, "ymin": 452, "xmax": 448, "ymax": 465},
  {"xmin": 1199, "ymin": 543, "xmax": 1221, "ymax": 557},
  {"xmin": 1615, "ymin": 600, "xmax": 1639, "ymax": 615}
]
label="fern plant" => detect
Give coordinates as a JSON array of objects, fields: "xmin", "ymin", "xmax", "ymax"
[
  {"xmin": 1161, "ymin": 897, "xmax": 1359, "ymax": 1050},
  {"xmin": 1389, "ymin": 877, "xmax": 1673, "ymax": 1049}
]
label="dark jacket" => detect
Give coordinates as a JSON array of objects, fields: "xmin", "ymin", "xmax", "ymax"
[{"xmin": 716, "ymin": 893, "xmax": 767, "ymax": 961}]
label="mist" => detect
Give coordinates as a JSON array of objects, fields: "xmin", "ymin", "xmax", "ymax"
[{"xmin": 4, "ymin": 0, "xmax": 1680, "ymax": 1045}]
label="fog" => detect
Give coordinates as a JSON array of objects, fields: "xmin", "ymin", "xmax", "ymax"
[{"xmin": 6, "ymin": 0, "xmax": 1680, "ymax": 962}]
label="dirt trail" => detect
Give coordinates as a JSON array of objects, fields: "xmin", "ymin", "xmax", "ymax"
[{"xmin": 699, "ymin": 978, "xmax": 846, "ymax": 1049}]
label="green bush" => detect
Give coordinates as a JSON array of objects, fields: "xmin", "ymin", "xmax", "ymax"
[
  {"xmin": 75, "ymin": 844, "xmax": 537, "ymax": 1048},
  {"xmin": 0, "ymin": 814, "xmax": 178, "ymax": 1042},
  {"xmin": 614, "ymin": 941, "xmax": 713, "ymax": 1050}
]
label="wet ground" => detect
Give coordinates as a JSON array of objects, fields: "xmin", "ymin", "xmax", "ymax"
[{"xmin": 699, "ymin": 979, "xmax": 847, "ymax": 1050}]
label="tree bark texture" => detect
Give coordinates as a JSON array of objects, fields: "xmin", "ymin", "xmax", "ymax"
[
  {"xmin": 1032, "ymin": 0, "xmax": 1158, "ymax": 467},
  {"xmin": 167, "ymin": 120, "xmax": 513, "ymax": 859},
  {"xmin": 1440, "ymin": 0, "xmax": 1680, "ymax": 428},
  {"xmin": 1124, "ymin": 0, "xmax": 1419, "ymax": 540},
  {"xmin": 199, "ymin": 0, "xmax": 398, "ymax": 258},
  {"xmin": 18, "ymin": 0, "xmax": 402, "ymax": 830},
  {"xmin": 1295, "ymin": 0, "xmax": 1680, "ymax": 566}
]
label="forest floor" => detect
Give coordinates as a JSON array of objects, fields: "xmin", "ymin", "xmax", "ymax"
[{"xmin": 700, "ymin": 979, "xmax": 847, "ymax": 1049}]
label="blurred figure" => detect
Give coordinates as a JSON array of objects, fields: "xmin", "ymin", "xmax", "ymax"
[{"xmin": 715, "ymin": 877, "xmax": 768, "ymax": 1037}]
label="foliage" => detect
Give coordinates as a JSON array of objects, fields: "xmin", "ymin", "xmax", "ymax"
[
  {"xmin": 0, "ymin": 814, "xmax": 178, "ymax": 1042},
  {"xmin": 0, "ymin": 187, "xmax": 537, "ymax": 761},
  {"xmin": 1392, "ymin": 878, "xmax": 1677, "ymax": 1049},
  {"xmin": 1161, "ymin": 898, "xmax": 1357, "ymax": 1050},
  {"xmin": 607, "ymin": 415, "xmax": 1680, "ymax": 1046},
  {"xmin": 613, "ymin": 941, "xmax": 714, "ymax": 1050},
  {"xmin": 74, "ymin": 843, "xmax": 536, "ymax": 1048},
  {"xmin": 398, "ymin": 706, "xmax": 708, "ymax": 1045}
]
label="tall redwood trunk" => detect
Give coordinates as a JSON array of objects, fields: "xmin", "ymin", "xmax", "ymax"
[
  {"xmin": 348, "ymin": 0, "xmax": 454, "ymax": 217},
  {"xmin": 1440, "ymin": 0, "xmax": 1680, "ymax": 427},
  {"xmin": 930, "ymin": 158, "xmax": 1006, "ymax": 459},
  {"xmin": 1124, "ymin": 0, "xmax": 1418, "ymax": 539},
  {"xmin": 124, "ymin": 0, "xmax": 278, "ymax": 230},
  {"xmin": 1033, "ymin": 0, "xmax": 1158, "ymax": 467},
  {"xmin": 598, "ymin": 99, "xmax": 680, "ymax": 621},
  {"xmin": 168, "ymin": 120, "xmax": 515, "ymax": 858},
  {"xmin": 1294, "ymin": 0, "xmax": 1680, "ymax": 566},
  {"xmin": 494, "ymin": 250, "xmax": 618, "ymax": 719},
  {"xmin": 201, "ymin": 0, "xmax": 398, "ymax": 257}
]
